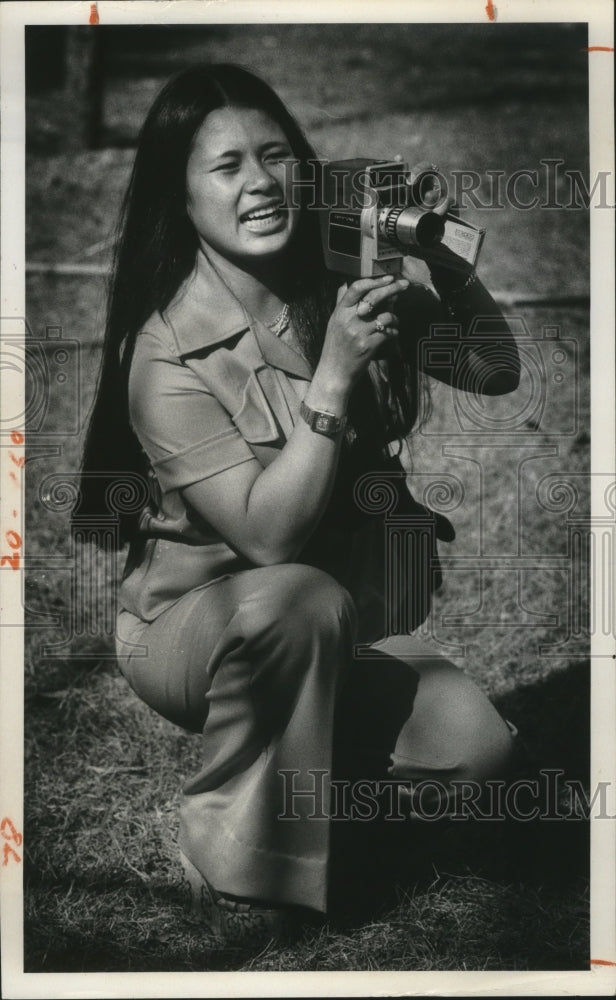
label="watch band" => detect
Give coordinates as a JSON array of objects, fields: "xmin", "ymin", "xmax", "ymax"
[{"xmin": 299, "ymin": 399, "xmax": 346, "ymax": 438}]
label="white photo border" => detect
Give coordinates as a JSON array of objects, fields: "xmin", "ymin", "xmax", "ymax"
[{"xmin": 1, "ymin": 1, "xmax": 614, "ymax": 996}]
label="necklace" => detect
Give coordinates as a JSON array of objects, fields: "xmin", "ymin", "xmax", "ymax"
[{"xmin": 266, "ymin": 303, "xmax": 291, "ymax": 337}]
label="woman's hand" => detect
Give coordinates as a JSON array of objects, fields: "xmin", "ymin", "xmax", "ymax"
[{"xmin": 307, "ymin": 273, "xmax": 409, "ymax": 414}]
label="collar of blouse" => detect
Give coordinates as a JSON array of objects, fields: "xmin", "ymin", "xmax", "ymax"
[{"xmin": 162, "ymin": 248, "xmax": 312, "ymax": 381}]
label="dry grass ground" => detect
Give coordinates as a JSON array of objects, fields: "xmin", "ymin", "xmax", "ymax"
[{"xmin": 22, "ymin": 22, "xmax": 591, "ymax": 972}]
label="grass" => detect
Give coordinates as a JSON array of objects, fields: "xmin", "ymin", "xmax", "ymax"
[{"xmin": 22, "ymin": 22, "xmax": 591, "ymax": 973}]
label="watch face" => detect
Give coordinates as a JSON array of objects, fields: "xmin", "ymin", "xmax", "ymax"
[{"xmin": 316, "ymin": 414, "xmax": 331, "ymax": 432}]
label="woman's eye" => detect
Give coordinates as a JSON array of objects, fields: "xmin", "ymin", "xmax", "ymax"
[
  {"xmin": 265, "ymin": 149, "xmax": 291, "ymax": 164},
  {"xmin": 213, "ymin": 162, "xmax": 239, "ymax": 173}
]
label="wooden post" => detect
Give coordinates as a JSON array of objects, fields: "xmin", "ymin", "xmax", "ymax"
[{"xmin": 64, "ymin": 27, "xmax": 104, "ymax": 151}]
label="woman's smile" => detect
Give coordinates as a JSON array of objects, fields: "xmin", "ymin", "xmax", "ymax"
[{"xmin": 240, "ymin": 202, "xmax": 288, "ymax": 232}]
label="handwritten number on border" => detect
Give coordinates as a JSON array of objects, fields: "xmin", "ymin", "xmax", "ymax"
[{"xmin": 1, "ymin": 818, "xmax": 23, "ymax": 866}]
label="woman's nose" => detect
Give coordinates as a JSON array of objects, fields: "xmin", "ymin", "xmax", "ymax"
[{"xmin": 244, "ymin": 158, "xmax": 279, "ymax": 193}]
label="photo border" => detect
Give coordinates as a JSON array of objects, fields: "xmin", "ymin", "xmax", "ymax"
[{"xmin": 1, "ymin": 1, "xmax": 614, "ymax": 996}]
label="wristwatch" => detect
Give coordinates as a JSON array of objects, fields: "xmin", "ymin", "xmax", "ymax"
[{"xmin": 299, "ymin": 400, "xmax": 347, "ymax": 439}]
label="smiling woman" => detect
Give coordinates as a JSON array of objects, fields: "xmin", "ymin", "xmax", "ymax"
[{"xmin": 77, "ymin": 63, "xmax": 521, "ymax": 946}]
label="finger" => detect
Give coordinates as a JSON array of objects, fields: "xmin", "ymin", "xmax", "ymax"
[
  {"xmin": 363, "ymin": 321, "xmax": 399, "ymax": 357},
  {"xmin": 336, "ymin": 282, "xmax": 349, "ymax": 305},
  {"xmin": 355, "ymin": 279, "xmax": 409, "ymax": 316},
  {"xmin": 356, "ymin": 298, "xmax": 374, "ymax": 317},
  {"xmin": 342, "ymin": 274, "xmax": 396, "ymax": 307},
  {"xmin": 360, "ymin": 281, "xmax": 408, "ymax": 314},
  {"xmin": 370, "ymin": 311, "xmax": 398, "ymax": 334}
]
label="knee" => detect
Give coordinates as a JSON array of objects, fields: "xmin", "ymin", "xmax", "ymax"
[
  {"xmin": 230, "ymin": 564, "xmax": 356, "ymax": 697},
  {"xmin": 231, "ymin": 565, "xmax": 357, "ymax": 709},
  {"xmin": 391, "ymin": 658, "xmax": 516, "ymax": 786},
  {"xmin": 239, "ymin": 563, "xmax": 357, "ymax": 641},
  {"xmin": 442, "ymin": 673, "xmax": 516, "ymax": 783},
  {"xmin": 294, "ymin": 564, "xmax": 358, "ymax": 635}
]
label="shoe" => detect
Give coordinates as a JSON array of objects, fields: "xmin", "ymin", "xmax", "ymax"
[{"xmin": 179, "ymin": 851, "xmax": 299, "ymax": 945}]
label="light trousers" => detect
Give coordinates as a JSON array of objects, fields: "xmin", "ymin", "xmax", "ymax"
[{"xmin": 116, "ymin": 563, "xmax": 515, "ymax": 913}]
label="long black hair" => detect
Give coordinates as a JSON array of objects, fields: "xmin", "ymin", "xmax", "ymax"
[{"xmin": 78, "ymin": 63, "xmax": 424, "ymax": 545}]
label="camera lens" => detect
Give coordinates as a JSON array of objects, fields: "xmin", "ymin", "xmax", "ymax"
[
  {"xmin": 382, "ymin": 206, "xmax": 445, "ymax": 248},
  {"xmin": 407, "ymin": 209, "xmax": 445, "ymax": 247}
]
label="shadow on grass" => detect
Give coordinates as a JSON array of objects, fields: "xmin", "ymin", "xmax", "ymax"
[
  {"xmin": 493, "ymin": 659, "xmax": 590, "ymax": 780},
  {"xmin": 327, "ymin": 659, "xmax": 590, "ymax": 933},
  {"xmin": 23, "ymin": 874, "xmax": 268, "ymax": 973},
  {"xmin": 327, "ymin": 793, "xmax": 589, "ymax": 926}
]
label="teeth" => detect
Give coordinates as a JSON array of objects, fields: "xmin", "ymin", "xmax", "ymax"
[{"xmin": 244, "ymin": 206, "xmax": 281, "ymax": 221}]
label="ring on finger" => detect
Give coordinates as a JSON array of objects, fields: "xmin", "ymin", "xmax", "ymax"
[
  {"xmin": 374, "ymin": 318, "xmax": 385, "ymax": 333},
  {"xmin": 357, "ymin": 297, "xmax": 373, "ymax": 315}
]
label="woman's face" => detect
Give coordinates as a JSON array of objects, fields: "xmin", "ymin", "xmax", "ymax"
[{"xmin": 186, "ymin": 106, "xmax": 300, "ymax": 265}]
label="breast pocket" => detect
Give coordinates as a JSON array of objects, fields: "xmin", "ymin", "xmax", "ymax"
[{"xmin": 231, "ymin": 367, "xmax": 293, "ymax": 444}]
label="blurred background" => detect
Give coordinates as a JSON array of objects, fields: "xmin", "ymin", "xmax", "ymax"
[
  {"xmin": 27, "ymin": 22, "xmax": 590, "ymax": 297},
  {"xmin": 23, "ymin": 21, "xmax": 593, "ymax": 973}
]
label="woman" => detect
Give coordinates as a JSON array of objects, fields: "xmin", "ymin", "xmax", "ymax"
[{"xmin": 79, "ymin": 64, "xmax": 521, "ymax": 942}]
